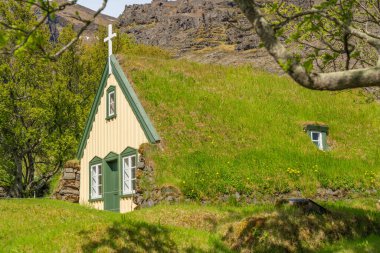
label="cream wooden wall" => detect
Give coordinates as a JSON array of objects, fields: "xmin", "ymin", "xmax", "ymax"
[{"xmin": 79, "ymin": 73, "xmax": 148, "ymax": 212}]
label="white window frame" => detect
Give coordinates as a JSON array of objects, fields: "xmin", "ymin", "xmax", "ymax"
[
  {"xmin": 122, "ymin": 154, "xmax": 137, "ymax": 195},
  {"xmin": 90, "ymin": 163, "xmax": 102, "ymax": 199},
  {"xmin": 310, "ymin": 131, "xmax": 323, "ymax": 150},
  {"xmin": 108, "ymin": 91, "xmax": 115, "ymax": 117}
]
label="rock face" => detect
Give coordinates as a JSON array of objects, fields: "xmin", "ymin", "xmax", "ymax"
[
  {"xmin": 52, "ymin": 161, "xmax": 80, "ymax": 203},
  {"xmin": 119, "ymin": 0, "xmax": 259, "ymax": 53},
  {"xmin": 118, "ymin": 0, "xmax": 314, "ymax": 54}
]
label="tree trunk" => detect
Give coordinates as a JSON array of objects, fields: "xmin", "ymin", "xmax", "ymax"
[
  {"xmin": 26, "ymin": 151, "xmax": 35, "ymax": 196},
  {"xmin": 12, "ymin": 155, "xmax": 23, "ymax": 198}
]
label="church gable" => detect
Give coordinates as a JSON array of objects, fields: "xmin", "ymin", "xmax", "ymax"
[{"xmin": 76, "ymin": 55, "xmax": 160, "ymax": 159}]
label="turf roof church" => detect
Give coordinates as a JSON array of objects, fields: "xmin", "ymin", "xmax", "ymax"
[{"xmin": 77, "ymin": 25, "xmax": 160, "ymax": 213}]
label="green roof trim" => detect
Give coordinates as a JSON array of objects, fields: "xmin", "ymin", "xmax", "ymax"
[
  {"xmin": 110, "ymin": 55, "xmax": 160, "ymax": 144},
  {"xmin": 89, "ymin": 156, "xmax": 102, "ymax": 165},
  {"xmin": 76, "ymin": 55, "xmax": 160, "ymax": 159},
  {"xmin": 104, "ymin": 151, "xmax": 119, "ymax": 162},
  {"xmin": 120, "ymin": 147, "xmax": 137, "ymax": 157}
]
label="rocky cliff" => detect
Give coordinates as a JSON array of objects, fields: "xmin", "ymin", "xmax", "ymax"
[
  {"xmin": 118, "ymin": 0, "xmax": 258, "ymax": 53},
  {"xmin": 118, "ymin": 0, "xmax": 315, "ymax": 53}
]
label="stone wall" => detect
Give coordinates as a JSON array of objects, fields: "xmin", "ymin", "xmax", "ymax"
[
  {"xmin": 133, "ymin": 145, "xmax": 182, "ymax": 208},
  {"xmin": 52, "ymin": 161, "xmax": 80, "ymax": 203}
]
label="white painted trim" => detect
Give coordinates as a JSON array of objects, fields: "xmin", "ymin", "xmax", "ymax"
[
  {"xmin": 310, "ymin": 131, "xmax": 323, "ymax": 150},
  {"xmin": 108, "ymin": 91, "xmax": 115, "ymax": 117},
  {"xmin": 90, "ymin": 163, "xmax": 102, "ymax": 199},
  {"xmin": 122, "ymin": 155, "xmax": 136, "ymax": 195}
]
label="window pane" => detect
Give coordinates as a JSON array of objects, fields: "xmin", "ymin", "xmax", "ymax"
[
  {"xmin": 125, "ymin": 157, "xmax": 129, "ymax": 167},
  {"xmin": 109, "ymin": 92, "xmax": 115, "ymax": 115},
  {"xmin": 98, "ymin": 185, "xmax": 102, "ymax": 196},
  {"xmin": 132, "ymin": 179, "xmax": 136, "ymax": 191},
  {"xmin": 312, "ymin": 132, "xmax": 320, "ymax": 141},
  {"xmin": 131, "ymin": 155, "xmax": 136, "ymax": 167},
  {"xmin": 124, "ymin": 170, "xmax": 129, "ymax": 179},
  {"xmin": 98, "ymin": 165, "xmax": 102, "ymax": 175},
  {"xmin": 131, "ymin": 167, "xmax": 136, "ymax": 179},
  {"xmin": 98, "ymin": 174, "xmax": 102, "ymax": 185}
]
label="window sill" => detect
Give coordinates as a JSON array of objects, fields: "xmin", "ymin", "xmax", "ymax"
[
  {"xmin": 106, "ymin": 114, "xmax": 117, "ymax": 121},
  {"xmin": 120, "ymin": 192, "xmax": 135, "ymax": 198},
  {"xmin": 89, "ymin": 197, "xmax": 103, "ymax": 203}
]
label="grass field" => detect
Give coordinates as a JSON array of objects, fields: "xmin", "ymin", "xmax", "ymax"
[
  {"xmin": 115, "ymin": 45, "xmax": 380, "ymax": 200},
  {"xmin": 1, "ymin": 198, "xmax": 380, "ymax": 252}
]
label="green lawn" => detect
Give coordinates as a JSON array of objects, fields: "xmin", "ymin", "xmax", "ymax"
[
  {"xmin": 1, "ymin": 199, "xmax": 380, "ymax": 252},
  {"xmin": 116, "ymin": 46, "xmax": 380, "ymax": 200}
]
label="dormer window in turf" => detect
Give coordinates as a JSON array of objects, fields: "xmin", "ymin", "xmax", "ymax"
[
  {"xmin": 304, "ymin": 124, "xmax": 329, "ymax": 151},
  {"xmin": 106, "ymin": 86, "xmax": 116, "ymax": 119}
]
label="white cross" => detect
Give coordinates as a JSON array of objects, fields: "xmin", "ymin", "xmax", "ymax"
[{"xmin": 104, "ymin": 24, "xmax": 117, "ymax": 75}]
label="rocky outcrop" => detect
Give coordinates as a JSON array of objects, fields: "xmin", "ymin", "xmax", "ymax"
[
  {"xmin": 134, "ymin": 144, "xmax": 182, "ymax": 208},
  {"xmin": 118, "ymin": 0, "xmax": 315, "ymax": 54},
  {"xmin": 118, "ymin": 0, "xmax": 259, "ymax": 53},
  {"xmin": 52, "ymin": 161, "xmax": 80, "ymax": 203}
]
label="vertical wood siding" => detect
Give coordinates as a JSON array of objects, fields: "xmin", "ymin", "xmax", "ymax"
[
  {"xmin": 120, "ymin": 198, "xmax": 137, "ymax": 213},
  {"xmin": 79, "ymin": 74, "xmax": 148, "ymax": 211}
]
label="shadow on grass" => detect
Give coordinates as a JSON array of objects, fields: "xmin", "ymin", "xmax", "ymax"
[
  {"xmin": 223, "ymin": 205, "xmax": 380, "ymax": 253},
  {"xmin": 81, "ymin": 219, "xmax": 178, "ymax": 252},
  {"xmin": 319, "ymin": 234, "xmax": 380, "ymax": 253},
  {"xmin": 80, "ymin": 218, "xmax": 232, "ymax": 253}
]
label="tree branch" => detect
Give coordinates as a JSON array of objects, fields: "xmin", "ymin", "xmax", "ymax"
[
  {"xmin": 2, "ymin": 0, "xmax": 109, "ymax": 60},
  {"xmin": 49, "ymin": 0, "xmax": 109, "ymax": 60},
  {"xmin": 234, "ymin": 0, "xmax": 380, "ymax": 90}
]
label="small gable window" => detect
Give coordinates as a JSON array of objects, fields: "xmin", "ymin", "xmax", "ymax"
[
  {"xmin": 90, "ymin": 163, "xmax": 103, "ymax": 199},
  {"xmin": 106, "ymin": 86, "xmax": 116, "ymax": 119},
  {"xmin": 304, "ymin": 124, "xmax": 329, "ymax": 151},
  {"xmin": 121, "ymin": 148, "xmax": 137, "ymax": 195}
]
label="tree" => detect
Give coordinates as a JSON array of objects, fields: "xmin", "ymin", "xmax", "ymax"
[
  {"xmin": 0, "ymin": 0, "xmax": 108, "ymax": 60},
  {"xmin": 234, "ymin": 0, "xmax": 380, "ymax": 91},
  {"xmin": 0, "ymin": 4, "xmax": 108, "ymax": 196}
]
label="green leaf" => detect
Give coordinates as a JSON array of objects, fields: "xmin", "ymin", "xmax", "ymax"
[{"xmin": 303, "ymin": 58, "xmax": 314, "ymax": 73}]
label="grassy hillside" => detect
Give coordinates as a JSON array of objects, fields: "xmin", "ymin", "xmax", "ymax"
[
  {"xmin": 1, "ymin": 199, "xmax": 380, "ymax": 252},
  {"xmin": 117, "ymin": 46, "xmax": 380, "ymax": 200}
]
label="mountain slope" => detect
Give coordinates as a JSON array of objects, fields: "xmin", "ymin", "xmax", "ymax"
[{"xmin": 50, "ymin": 0, "xmax": 116, "ymax": 41}]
